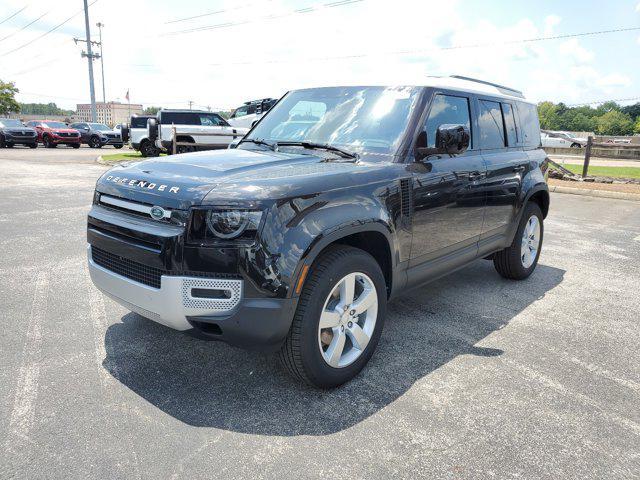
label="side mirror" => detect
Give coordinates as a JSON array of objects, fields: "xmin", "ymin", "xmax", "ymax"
[
  {"xmin": 416, "ymin": 124, "xmax": 470, "ymax": 159},
  {"xmin": 435, "ymin": 124, "xmax": 470, "ymax": 155},
  {"xmin": 121, "ymin": 124, "xmax": 130, "ymax": 143}
]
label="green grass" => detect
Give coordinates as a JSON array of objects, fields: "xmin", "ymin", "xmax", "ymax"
[
  {"xmin": 99, "ymin": 151, "xmax": 168, "ymax": 163},
  {"xmin": 99, "ymin": 151, "xmax": 144, "ymax": 163},
  {"xmin": 562, "ymin": 164, "xmax": 640, "ymax": 179}
]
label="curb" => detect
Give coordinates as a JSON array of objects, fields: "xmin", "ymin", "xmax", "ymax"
[{"xmin": 550, "ymin": 184, "xmax": 640, "ymax": 202}]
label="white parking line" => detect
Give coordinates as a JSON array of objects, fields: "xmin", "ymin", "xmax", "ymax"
[{"xmin": 5, "ymin": 271, "xmax": 49, "ymax": 453}]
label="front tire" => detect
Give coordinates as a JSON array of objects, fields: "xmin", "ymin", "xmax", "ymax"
[
  {"xmin": 43, "ymin": 136, "xmax": 56, "ymax": 148},
  {"xmin": 71, "ymin": 143, "xmax": 80, "ymax": 149},
  {"xmin": 29, "ymin": 142, "xmax": 37, "ymax": 148},
  {"xmin": 493, "ymin": 202, "xmax": 544, "ymax": 280},
  {"xmin": 279, "ymin": 245, "xmax": 387, "ymax": 388},
  {"xmin": 570, "ymin": 143, "xmax": 582, "ymax": 148},
  {"xmin": 89, "ymin": 136, "xmax": 102, "ymax": 148},
  {"xmin": 114, "ymin": 144, "xmax": 123, "ymax": 149}
]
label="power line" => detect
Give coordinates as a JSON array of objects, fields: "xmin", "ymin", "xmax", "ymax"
[
  {"xmin": 200, "ymin": 25, "xmax": 640, "ymax": 66},
  {"xmin": 0, "ymin": 11, "xmax": 49, "ymax": 43},
  {"xmin": 165, "ymin": 0, "xmax": 364, "ymax": 36},
  {"xmin": 0, "ymin": 0, "xmax": 99, "ymax": 57},
  {"xmin": 566, "ymin": 97, "xmax": 640, "ymax": 107},
  {"xmin": 0, "ymin": 6, "xmax": 27, "ymax": 26},
  {"xmin": 165, "ymin": 0, "xmax": 275, "ymax": 24}
]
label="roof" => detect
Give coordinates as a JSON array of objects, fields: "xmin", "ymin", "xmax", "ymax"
[
  {"xmin": 423, "ymin": 75, "xmax": 530, "ymax": 102},
  {"xmin": 159, "ymin": 109, "xmax": 213, "ymax": 114}
]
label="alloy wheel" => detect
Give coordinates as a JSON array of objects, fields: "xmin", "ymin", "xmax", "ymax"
[
  {"xmin": 521, "ymin": 215, "xmax": 541, "ymax": 268},
  {"xmin": 318, "ymin": 272, "xmax": 378, "ymax": 368}
]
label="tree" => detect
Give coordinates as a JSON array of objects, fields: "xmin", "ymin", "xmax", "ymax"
[
  {"xmin": 19, "ymin": 102, "xmax": 74, "ymax": 116},
  {"xmin": 621, "ymin": 103, "xmax": 640, "ymax": 122},
  {"xmin": 537, "ymin": 101, "xmax": 559, "ymax": 130},
  {"xmin": 595, "ymin": 110, "xmax": 634, "ymax": 136},
  {"xmin": 567, "ymin": 112, "xmax": 595, "ymax": 132},
  {"xmin": 143, "ymin": 106, "xmax": 161, "ymax": 115},
  {"xmin": 0, "ymin": 79, "xmax": 20, "ymax": 115},
  {"xmin": 634, "ymin": 117, "xmax": 640, "ymax": 135}
]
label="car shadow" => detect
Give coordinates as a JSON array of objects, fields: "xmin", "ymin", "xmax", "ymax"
[{"xmin": 102, "ymin": 260, "xmax": 565, "ymax": 436}]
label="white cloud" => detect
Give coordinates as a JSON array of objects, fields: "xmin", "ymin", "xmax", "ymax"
[
  {"xmin": 558, "ymin": 38, "xmax": 594, "ymax": 63},
  {"xmin": 543, "ymin": 14, "xmax": 562, "ymax": 36}
]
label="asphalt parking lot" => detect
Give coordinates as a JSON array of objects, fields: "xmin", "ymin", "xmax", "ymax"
[{"xmin": 1, "ymin": 148, "xmax": 639, "ymax": 479}]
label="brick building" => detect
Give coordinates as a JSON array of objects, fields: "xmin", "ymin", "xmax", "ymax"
[{"xmin": 75, "ymin": 102, "xmax": 143, "ymax": 126}]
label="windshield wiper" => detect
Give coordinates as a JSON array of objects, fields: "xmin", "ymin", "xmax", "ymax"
[
  {"xmin": 240, "ymin": 138, "xmax": 276, "ymax": 150},
  {"xmin": 274, "ymin": 141, "xmax": 359, "ymax": 161}
]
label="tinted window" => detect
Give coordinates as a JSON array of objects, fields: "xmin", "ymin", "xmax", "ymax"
[
  {"xmin": 160, "ymin": 112, "xmax": 198, "ymax": 125},
  {"xmin": 247, "ymin": 86, "xmax": 420, "ymax": 156},
  {"xmin": 502, "ymin": 103, "xmax": 518, "ymax": 146},
  {"xmin": 424, "ymin": 94, "xmax": 471, "ymax": 148},
  {"xmin": 516, "ymin": 102, "xmax": 541, "ymax": 148},
  {"xmin": 232, "ymin": 106, "xmax": 248, "ymax": 118},
  {"xmin": 478, "ymin": 100, "xmax": 505, "ymax": 149},
  {"xmin": 198, "ymin": 113, "xmax": 228, "ymax": 126},
  {"xmin": 131, "ymin": 117, "xmax": 150, "ymax": 128}
]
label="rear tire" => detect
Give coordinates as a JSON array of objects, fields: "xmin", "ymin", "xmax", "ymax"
[
  {"xmin": 570, "ymin": 143, "xmax": 582, "ymax": 148},
  {"xmin": 5, "ymin": 143, "xmax": 13, "ymax": 148},
  {"xmin": 279, "ymin": 245, "xmax": 387, "ymax": 388},
  {"xmin": 493, "ymin": 202, "xmax": 544, "ymax": 280},
  {"xmin": 114, "ymin": 144, "xmax": 123, "ymax": 149}
]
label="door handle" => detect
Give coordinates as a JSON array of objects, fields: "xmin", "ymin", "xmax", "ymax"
[
  {"xmin": 513, "ymin": 165, "xmax": 526, "ymax": 173},
  {"xmin": 468, "ymin": 171, "xmax": 485, "ymax": 181}
]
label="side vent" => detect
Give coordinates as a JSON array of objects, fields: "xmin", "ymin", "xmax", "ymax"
[{"xmin": 399, "ymin": 178, "xmax": 413, "ymax": 229}]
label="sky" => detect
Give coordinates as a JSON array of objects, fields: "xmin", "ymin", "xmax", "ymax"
[{"xmin": 0, "ymin": 0, "xmax": 638, "ymax": 112}]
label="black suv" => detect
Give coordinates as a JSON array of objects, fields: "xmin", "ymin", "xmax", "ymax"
[
  {"xmin": 70, "ymin": 122, "xmax": 123, "ymax": 148},
  {"xmin": 87, "ymin": 78, "xmax": 549, "ymax": 388},
  {"xmin": 0, "ymin": 118, "xmax": 38, "ymax": 148}
]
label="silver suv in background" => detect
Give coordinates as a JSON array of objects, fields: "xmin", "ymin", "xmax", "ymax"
[{"xmin": 227, "ymin": 98, "xmax": 278, "ymax": 129}]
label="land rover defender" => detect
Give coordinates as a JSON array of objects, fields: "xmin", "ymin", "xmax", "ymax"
[{"xmin": 87, "ymin": 77, "xmax": 549, "ymax": 388}]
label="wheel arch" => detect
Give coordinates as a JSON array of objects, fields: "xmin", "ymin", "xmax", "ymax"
[
  {"xmin": 296, "ymin": 222, "xmax": 396, "ymax": 299},
  {"xmin": 526, "ymin": 186, "xmax": 550, "ymax": 218}
]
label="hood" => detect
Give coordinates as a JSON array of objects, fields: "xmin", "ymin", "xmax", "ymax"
[
  {"xmin": 95, "ymin": 147, "xmax": 372, "ymax": 209},
  {"xmin": 3, "ymin": 126, "xmax": 36, "ymax": 134}
]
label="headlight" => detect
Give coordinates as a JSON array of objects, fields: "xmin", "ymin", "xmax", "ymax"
[{"xmin": 205, "ymin": 210, "xmax": 262, "ymax": 239}]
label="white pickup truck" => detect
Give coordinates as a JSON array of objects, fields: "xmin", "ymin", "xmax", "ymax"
[{"xmin": 147, "ymin": 109, "xmax": 249, "ymax": 155}]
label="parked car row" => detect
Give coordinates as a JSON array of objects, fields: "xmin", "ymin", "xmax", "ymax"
[
  {"xmin": 124, "ymin": 98, "xmax": 278, "ymax": 157},
  {"xmin": 0, "ymin": 118, "xmax": 123, "ymax": 149}
]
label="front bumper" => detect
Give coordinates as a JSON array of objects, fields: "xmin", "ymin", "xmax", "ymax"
[
  {"xmin": 87, "ymin": 246, "xmax": 295, "ymax": 351},
  {"xmin": 51, "ymin": 135, "xmax": 80, "ymax": 144}
]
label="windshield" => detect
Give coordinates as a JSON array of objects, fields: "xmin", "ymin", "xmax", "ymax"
[
  {"xmin": 244, "ymin": 86, "xmax": 421, "ymax": 156},
  {"xmin": 42, "ymin": 122, "xmax": 67, "ymax": 129},
  {"xmin": 89, "ymin": 123, "xmax": 111, "ymax": 131},
  {"xmin": 0, "ymin": 119, "xmax": 23, "ymax": 128}
]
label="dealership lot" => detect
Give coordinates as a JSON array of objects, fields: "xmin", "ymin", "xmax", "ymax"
[{"xmin": 1, "ymin": 149, "xmax": 639, "ymax": 479}]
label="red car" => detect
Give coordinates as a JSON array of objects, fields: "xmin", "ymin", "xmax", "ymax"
[{"xmin": 26, "ymin": 120, "xmax": 81, "ymax": 148}]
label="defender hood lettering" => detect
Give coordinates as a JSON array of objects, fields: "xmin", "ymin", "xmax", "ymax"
[{"xmin": 95, "ymin": 148, "xmax": 366, "ymax": 209}]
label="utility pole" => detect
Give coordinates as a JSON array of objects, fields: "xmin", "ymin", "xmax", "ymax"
[
  {"xmin": 188, "ymin": 100, "xmax": 194, "ymax": 110},
  {"xmin": 81, "ymin": 0, "xmax": 97, "ymax": 121},
  {"xmin": 96, "ymin": 22, "xmax": 106, "ymax": 103}
]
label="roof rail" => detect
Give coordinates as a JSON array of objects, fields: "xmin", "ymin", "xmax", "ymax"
[{"xmin": 449, "ymin": 75, "xmax": 524, "ymax": 98}]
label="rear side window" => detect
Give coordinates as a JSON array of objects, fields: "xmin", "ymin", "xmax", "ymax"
[
  {"xmin": 424, "ymin": 94, "xmax": 471, "ymax": 148},
  {"xmin": 130, "ymin": 117, "xmax": 150, "ymax": 128},
  {"xmin": 516, "ymin": 102, "xmax": 541, "ymax": 148},
  {"xmin": 198, "ymin": 113, "xmax": 228, "ymax": 127},
  {"xmin": 232, "ymin": 106, "xmax": 248, "ymax": 118},
  {"xmin": 502, "ymin": 103, "xmax": 518, "ymax": 146},
  {"xmin": 478, "ymin": 100, "xmax": 505, "ymax": 149},
  {"xmin": 160, "ymin": 112, "xmax": 198, "ymax": 125}
]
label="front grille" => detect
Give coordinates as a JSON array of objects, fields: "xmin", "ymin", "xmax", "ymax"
[
  {"xmin": 92, "ymin": 246, "xmax": 164, "ymax": 289},
  {"xmin": 105, "ymin": 133, "xmax": 118, "ymax": 139},
  {"xmin": 58, "ymin": 132, "xmax": 79, "ymax": 137}
]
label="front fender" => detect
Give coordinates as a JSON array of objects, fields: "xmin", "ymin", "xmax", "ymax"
[{"xmin": 248, "ymin": 185, "xmax": 400, "ymax": 300}]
